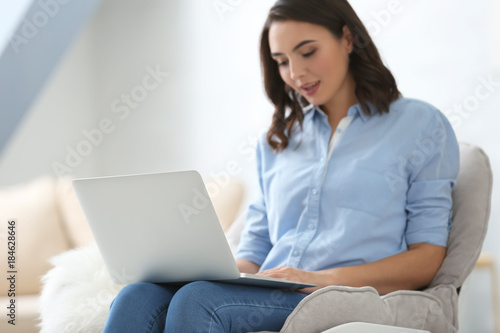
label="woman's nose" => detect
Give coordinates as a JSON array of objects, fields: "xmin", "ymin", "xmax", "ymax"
[{"xmin": 289, "ymin": 61, "xmax": 306, "ymax": 81}]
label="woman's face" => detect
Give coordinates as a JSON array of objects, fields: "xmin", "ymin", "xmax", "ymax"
[{"xmin": 268, "ymin": 20, "xmax": 354, "ymax": 110}]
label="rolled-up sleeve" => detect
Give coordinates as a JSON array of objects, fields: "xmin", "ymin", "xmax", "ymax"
[
  {"xmin": 234, "ymin": 137, "xmax": 273, "ymax": 266},
  {"xmin": 404, "ymin": 111, "xmax": 460, "ymax": 247}
]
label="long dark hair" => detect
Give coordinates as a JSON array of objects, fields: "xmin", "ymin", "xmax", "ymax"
[{"xmin": 260, "ymin": 0, "xmax": 402, "ymax": 152}]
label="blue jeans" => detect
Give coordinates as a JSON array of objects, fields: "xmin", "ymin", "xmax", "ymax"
[{"xmin": 103, "ymin": 281, "xmax": 308, "ymax": 333}]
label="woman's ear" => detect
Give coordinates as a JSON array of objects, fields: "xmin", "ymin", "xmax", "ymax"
[{"xmin": 342, "ymin": 25, "xmax": 354, "ymax": 54}]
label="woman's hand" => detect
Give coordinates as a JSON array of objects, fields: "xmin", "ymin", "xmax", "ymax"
[{"xmin": 256, "ymin": 265, "xmax": 323, "ymax": 294}]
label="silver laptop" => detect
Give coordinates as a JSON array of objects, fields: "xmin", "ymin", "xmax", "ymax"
[{"xmin": 72, "ymin": 170, "xmax": 315, "ymax": 290}]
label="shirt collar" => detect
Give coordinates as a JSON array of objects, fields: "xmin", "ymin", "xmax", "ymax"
[{"xmin": 302, "ymin": 101, "xmax": 376, "ymax": 122}]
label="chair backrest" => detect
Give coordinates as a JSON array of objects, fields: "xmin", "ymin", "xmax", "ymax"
[{"xmin": 429, "ymin": 142, "xmax": 493, "ymax": 289}]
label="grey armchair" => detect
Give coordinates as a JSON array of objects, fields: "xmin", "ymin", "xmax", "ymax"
[{"xmin": 255, "ymin": 142, "xmax": 493, "ymax": 333}]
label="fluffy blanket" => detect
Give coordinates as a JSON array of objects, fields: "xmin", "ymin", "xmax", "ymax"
[{"xmin": 39, "ymin": 243, "xmax": 124, "ymax": 333}]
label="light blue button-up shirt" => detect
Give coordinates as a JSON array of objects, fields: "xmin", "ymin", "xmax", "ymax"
[{"xmin": 235, "ymin": 97, "xmax": 460, "ymax": 272}]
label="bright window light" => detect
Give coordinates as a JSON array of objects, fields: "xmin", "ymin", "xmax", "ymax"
[{"xmin": 0, "ymin": 0, "xmax": 33, "ymax": 54}]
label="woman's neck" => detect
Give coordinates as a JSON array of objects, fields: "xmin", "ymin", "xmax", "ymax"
[{"xmin": 320, "ymin": 72, "xmax": 358, "ymax": 122}]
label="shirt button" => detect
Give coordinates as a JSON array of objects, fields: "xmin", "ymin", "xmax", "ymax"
[
  {"xmin": 308, "ymin": 224, "xmax": 315, "ymax": 230},
  {"xmin": 292, "ymin": 250, "xmax": 300, "ymax": 256},
  {"xmin": 312, "ymin": 188, "xmax": 318, "ymax": 195}
]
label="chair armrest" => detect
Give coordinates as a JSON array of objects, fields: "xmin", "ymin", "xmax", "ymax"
[{"xmin": 321, "ymin": 322, "xmax": 430, "ymax": 333}]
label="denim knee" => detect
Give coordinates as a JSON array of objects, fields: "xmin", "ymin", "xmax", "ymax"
[
  {"xmin": 105, "ymin": 282, "xmax": 178, "ymax": 333},
  {"xmin": 164, "ymin": 281, "xmax": 227, "ymax": 332},
  {"xmin": 169, "ymin": 281, "xmax": 220, "ymax": 309},
  {"xmin": 110, "ymin": 282, "xmax": 174, "ymax": 311}
]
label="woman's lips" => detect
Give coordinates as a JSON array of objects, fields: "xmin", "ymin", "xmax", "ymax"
[{"xmin": 301, "ymin": 81, "xmax": 320, "ymax": 96}]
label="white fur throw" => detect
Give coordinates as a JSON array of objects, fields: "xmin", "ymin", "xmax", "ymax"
[{"xmin": 39, "ymin": 242, "xmax": 124, "ymax": 333}]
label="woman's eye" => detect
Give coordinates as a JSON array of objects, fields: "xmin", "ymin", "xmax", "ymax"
[
  {"xmin": 304, "ymin": 50, "xmax": 316, "ymax": 57},
  {"xmin": 276, "ymin": 50, "xmax": 315, "ymax": 67}
]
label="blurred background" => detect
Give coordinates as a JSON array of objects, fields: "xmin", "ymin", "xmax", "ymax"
[{"xmin": 0, "ymin": 0, "xmax": 498, "ymax": 331}]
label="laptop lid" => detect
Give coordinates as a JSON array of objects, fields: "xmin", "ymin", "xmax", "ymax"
[{"xmin": 72, "ymin": 170, "xmax": 240, "ymax": 284}]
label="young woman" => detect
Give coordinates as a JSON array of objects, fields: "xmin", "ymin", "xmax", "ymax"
[{"xmin": 103, "ymin": 0, "xmax": 459, "ymax": 332}]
